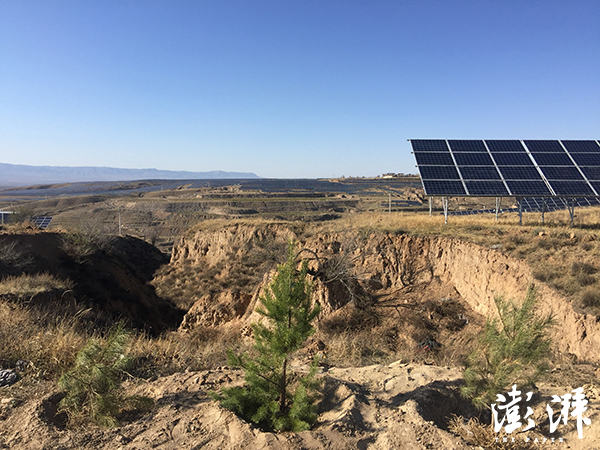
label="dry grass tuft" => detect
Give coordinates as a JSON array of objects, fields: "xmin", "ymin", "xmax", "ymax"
[
  {"xmin": 448, "ymin": 415, "xmax": 549, "ymax": 449},
  {"xmin": 0, "ymin": 300, "xmax": 88, "ymax": 377},
  {"xmin": 0, "ymin": 273, "xmax": 74, "ymax": 297}
]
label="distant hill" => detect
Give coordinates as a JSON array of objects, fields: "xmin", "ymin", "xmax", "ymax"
[{"xmin": 0, "ymin": 163, "xmax": 259, "ymax": 186}]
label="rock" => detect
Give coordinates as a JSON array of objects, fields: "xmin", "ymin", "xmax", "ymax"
[{"xmin": 0, "ymin": 369, "xmax": 18, "ymax": 387}]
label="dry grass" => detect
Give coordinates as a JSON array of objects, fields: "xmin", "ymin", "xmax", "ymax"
[
  {"xmin": 0, "ymin": 293, "xmax": 248, "ymax": 381},
  {"xmin": 128, "ymin": 326, "xmax": 247, "ymax": 378},
  {"xmin": 0, "ymin": 273, "xmax": 74, "ymax": 297},
  {"xmin": 0, "ymin": 300, "xmax": 88, "ymax": 378},
  {"xmin": 448, "ymin": 415, "xmax": 549, "ymax": 449}
]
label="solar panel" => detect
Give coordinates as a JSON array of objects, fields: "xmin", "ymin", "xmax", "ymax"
[
  {"xmin": 453, "ymin": 152, "xmax": 494, "ymax": 166},
  {"xmin": 418, "ymin": 165, "xmax": 461, "ymax": 180},
  {"xmin": 32, "ymin": 216, "xmax": 52, "ymax": 229},
  {"xmin": 415, "ymin": 152, "xmax": 454, "ymax": 165},
  {"xmin": 422, "ymin": 180, "xmax": 466, "ymax": 196},
  {"xmin": 410, "ymin": 139, "xmax": 600, "ymax": 199},
  {"xmin": 492, "ymin": 153, "xmax": 535, "ymax": 166},
  {"xmin": 411, "ymin": 140, "xmax": 449, "ymax": 152},
  {"xmin": 505, "ymin": 180, "xmax": 553, "ymax": 196},
  {"xmin": 538, "ymin": 166, "xmax": 585, "ymax": 180},
  {"xmin": 460, "ymin": 166, "xmax": 502, "ymax": 180},
  {"xmin": 580, "ymin": 167, "xmax": 600, "ymax": 180},
  {"xmin": 546, "ymin": 181, "xmax": 595, "ymax": 196},
  {"xmin": 464, "ymin": 181, "xmax": 509, "ymax": 196},
  {"xmin": 524, "ymin": 140, "xmax": 566, "ymax": 153},
  {"xmin": 498, "ymin": 166, "xmax": 542, "ymax": 180},
  {"xmin": 448, "ymin": 140, "xmax": 488, "ymax": 152},
  {"xmin": 485, "ymin": 140, "xmax": 527, "ymax": 152},
  {"xmin": 561, "ymin": 141, "xmax": 600, "ymax": 153},
  {"xmin": 570, "ymin": 153, "xmax": 600, "ymax": 166},
  {"xmin": 591, "ymin": 182, "xmax": 600, "ymax": 193},
  {"xmin": 531, "ymin": 153, "xmax": 573, "ymax": 166}
]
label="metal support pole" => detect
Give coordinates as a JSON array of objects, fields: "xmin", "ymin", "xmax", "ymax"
[
  {"xmin": 568, "ymin": 199, "xmax": 575, "ymax": 227},
  {"xmin": 495, "ymin": 197, "xmax": 501, "ymax": 222},
  {"xmin": 518, "ymin": 197, "xmax": 523, "ymax": 226},
  {"xmin": 541, "ymin": 198, "xmax": 547, "ymax": 224},
  {"xmin": 389, "ymin": 193, "xmax": 391, "ymax": 214},
  {"xmin": 429, "ymin": 197, "xmax": 432, "ymax": 217},
  {"xmin": 442, "ymin": 197, "xmax": 449, "ymax": 225}
]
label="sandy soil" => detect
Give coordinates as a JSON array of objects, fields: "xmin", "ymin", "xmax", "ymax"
[{"xmin": 1, "ymin": 361, "xmax": 598, "ymax": 450}]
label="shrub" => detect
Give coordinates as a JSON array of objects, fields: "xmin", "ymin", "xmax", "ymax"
[
  {"xmin": 213, "ymin": 241, "xmax": 321, "ymax": 432},
  {"xmin": 58, "ymin": 323, "xmax": 153, "ymax": 427},
  {"xmin": 580, "ymin": 288, "xmax": 600, "ymax": 308},
  {"xmin": 461, "ymin": 286, "xmax": 553, "ymax": 410}
]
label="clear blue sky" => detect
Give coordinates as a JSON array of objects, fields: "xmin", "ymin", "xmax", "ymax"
[{"xmin": 1, "ymin": 1, "xmax": 599, "ymax": 178}]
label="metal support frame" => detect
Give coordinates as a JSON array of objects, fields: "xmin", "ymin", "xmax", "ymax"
[
  {"xmin": 495, "ymin": 197, "xmax": 501, "ymax": 222},
  {"xmin": 518, "ymin": 197, "xmax": 523, "ymax": 226},
  {"xmin": 388, "ymin": 193, "xmax": 392, "ymax": 214},
  {"xmin": 541, "ymin": 198, "xmax": 547, "ymax": 224},
  {"xmin": 567, "ymin": 198, "xmax": 575, "ymax": 228},
  {"xmin": 442, "ymin": 197, "xmax": 449, "ymax": 225},
  {"xmin": 429, "ymin": 197, "xmax": 432, "ymax": 217}
]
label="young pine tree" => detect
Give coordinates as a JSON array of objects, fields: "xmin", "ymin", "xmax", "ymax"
[
  {"xmin": 214, "ymin": 241, "xmax": 321, "ymax": 432},
  {"xmin": 461, "ymin": 286, "xmax": 554, "ymax": 410},
  {"xmin": 58, "ymin": 323, "xmax": 153, "ymax": 427}
]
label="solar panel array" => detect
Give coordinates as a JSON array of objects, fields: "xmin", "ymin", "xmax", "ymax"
[
  {"xmin": 32, "ymin": 216, "xmax": 52, "ymax": 229},
  {"xmin": 411, "ymin": 140, "xmax": 600, "ymax": 197},
  {"xmin": 447, "ymin": 197, "xmax": 600, "ymax": 216}
]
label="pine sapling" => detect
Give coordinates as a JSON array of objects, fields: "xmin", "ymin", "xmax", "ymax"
[
  {"xmin": 461, "ymin": 286, "xmax": 554, "ymax": 410},
  {"xmin": 214, "ymin": 241, "xmax": 322, "ymax": 432}
]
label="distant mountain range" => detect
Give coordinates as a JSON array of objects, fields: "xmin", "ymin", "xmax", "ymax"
[{"xmin": 0, "ymin": 162, "xmax": 259, "ymax": 186}]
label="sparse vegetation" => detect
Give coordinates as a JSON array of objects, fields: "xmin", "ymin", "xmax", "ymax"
[
  {"xmin": 60, "ymin": 218, "xmax": 115, "ymax": 263},
  {"xmin": 0, "ymin": 272, "xmax": 73, "ymax": 298},
  {"xmin": 448, "ymin": 415, "xmax": 541, "ymax": 450},
  {"xmin": 58, "ymin": 323, "xmax": 153, "ymax": 427},
  {"xmin": 214, "ymin": 242, "xmax": 321, "ymax": 432},
  {"xmin": 461, "ymin": 287, "xmax": 553, "ymax": 410}
]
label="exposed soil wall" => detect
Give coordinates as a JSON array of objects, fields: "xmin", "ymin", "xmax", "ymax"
[{"xmin": 163, "ymin": 225, "xmax": 600, "ymax": 363}]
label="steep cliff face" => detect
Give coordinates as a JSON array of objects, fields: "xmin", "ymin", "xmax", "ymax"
[{"xmin": 157, "ymin": 224, "xmax": 600, "ymax": 362}]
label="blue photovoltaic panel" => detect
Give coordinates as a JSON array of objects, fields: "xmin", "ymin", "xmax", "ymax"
[
  {"xmin": 460, "ymin": 166, "xmax": 502, "ymax": 180},
  {"xmin": 32, "ymin": 216, "xmax": 52, "ymax": 229},
  {"xmin": 414, "ymin": 152, "xmax": 454, "ymax": 166},
  {"xmin": 538, "ymin": 166, "xmax": 585, "ymax": 180},
  {"xmin": 525, "ymin": 140, "xmax": 566, "ymax": 153},
  {"xmin": 447, "ymin": 140, "xmax": 488, "ymax": 152},
  {"xmin": 453, "ymin": 152, "xmax": 494, "ymax": 166},
  {"xmin": 411, "ymin": 139, "xmax": 600, "ymax": 198},
  {"xmin": 485, "ymin": 140, "xmax": 527, "ymax": 152},
  {"xmin": 561, "ymin": 141, "xmax": 600, "ymax": 153},
  {"xmin": 464, "ymin": 181, "xmax": 509, "ymax": 196},
  {"xmin": 570, "ymin": 153, "xmax": 600, "ymax": 166},
  {"xmin": 505, "ymin": 180, "xmax": 553, "ymax": 196},
  {"xmin": 531, "ymin": 153, "xmax": 573, "ymax": 166},
  {"xmin": 548, "ymin": 181, "xmax": 595, "ymax": 196},
  {"xmin": 490, "ymin": 152, "xmax": 534, "ymax": 166},
  {"xmin": 580, "ymin": 167, "xmax": 600, "ymax": 180},
  {"xmin": 498, "ymin": 166, "xmax": 542, "ymax": 180},
  {"xmin": 590, "ymin": 182, "xmax": 600, "ymax": 194},
  {"xmin": 418, "ymin": 165, "xmax": 461, "ymax": 180},
  {"xmin": 411, "ymin": 140, "xmax": 449, "ymax": 152},
  {"xmin": 422, "ymin": 180, "xmax": 466, "ymax": 196}
]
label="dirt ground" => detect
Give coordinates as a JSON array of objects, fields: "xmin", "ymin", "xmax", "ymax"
[{"xmin": 1, "ymin": 361, "xmax": 599, "ymax": 450}]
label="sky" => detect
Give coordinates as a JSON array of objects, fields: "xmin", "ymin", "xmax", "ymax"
[{"xmin": 1, "ymin": 1, "xmax": 599, "ymax": 179}]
